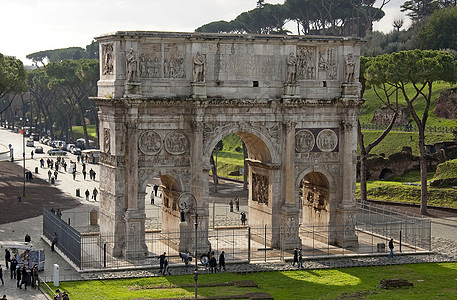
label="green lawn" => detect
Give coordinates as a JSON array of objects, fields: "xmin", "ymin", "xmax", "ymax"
[
  {"xmin": 46, "ymin": 263, "xmax": 457, "ymax": 299},
  {"xmin": 72, "ymin": 125, "xmax": 97, "ymax": 139}
]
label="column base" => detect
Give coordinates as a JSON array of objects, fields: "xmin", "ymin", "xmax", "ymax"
[
  {"xmin": 191, "ymin": 82, "xmax": 207, "ymax": 99},
  {"xmin": 124, "ymin": 82, "xmax": 141, "ymax": 97},
  {"xmin": 335, "ymin": 204, "xmax": 359, "ymax": 248},
  {"xmin": 282, "ymin": 83, "xmax": 300, "ymax": 98},
  {"xmin": 123, "ymin": 210, "xmax": 148, "ymax": 258},
  {"xmin": 280, "ymin": 205, "xmax": 301, "ymax": 250}
]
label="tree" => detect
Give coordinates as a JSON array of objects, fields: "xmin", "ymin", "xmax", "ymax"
[
  {"xmin": 419, "ymin": 6, "xmax": 457, "ymax": 50},
  {"xmin": 392, "ymin": 15, "xmax": 405, "ymax": 31},
  {"xmin": 358, "ymin": 56, "xmax": 400, "ymax": 202},
  {"xmin": 195, "ymin": 21, "xmax": 235, "ymax": 33},
  {"xmin": 365, "ymin": 50, "xmax": 457, "ymax": 214},
  {"xmin": 401, "ymin": 0, "xmax": 441, "ymax": 22},
  {"xmin": 0, "ymin": 53, "xmax": 27, "ymax": 114},
  {"xmin": 211, "ymin": 140, "xmax": 224, "ymax": 192}
]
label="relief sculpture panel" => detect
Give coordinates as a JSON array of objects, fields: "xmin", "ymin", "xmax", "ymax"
[
  {"xmin": 164, "ymin": 132, "xmax": 189, "ymax": 155},
  {"xmin": 139, "ymin": 130, "xmax": 162, "ymax": 155},
  {"xmin": 139, "ymin": 43, "xmax": 161, "ymax": 78},
  {"xmin": 252, "ymin": 173, "xmax": 269, "ymax": 205},
  {"xmin": 163, "ymin": 43, "xmax": 185, "ymax": 79},
  {"xmin": 295, "ymin": 130, "xmax": 314, "ymax": 153},
  {"xmin": 318, "ymin": 47, "xmax": 337, "ymax": 80},
  {"xmin": 297, "ymin": 46, "xmax": 316, "ymax": 80},
  {"xmin": 102, "ymin": 43, "xmax": 114, "ymax": 75},
  {"xmin": 316, "ymin": 129, "xmax": 338, "ymax": 152}
]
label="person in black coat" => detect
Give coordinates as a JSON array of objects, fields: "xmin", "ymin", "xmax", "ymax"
[
  {"xmin": 209, "ymin": 253, "xmax": 217, "ymax": 273},
  {"xmin": 16, "ymin": 267, "xmax": 21, "ymax": 288},
  {"xmin": 388, "ymin": 238, "xmax": 394, "ymax": 258},
  {"xmin": 219, "ymin": 251, "xmax": 226, "ymax": 271},
  {"xmin": 20, "ymin": 267, "xmax": 28, "ymax": 290},
  {"xmin": 158, "ymin": 252, "xmax": 166, "ymax": 275},
  {"xmin": 10, "ymin": 258, "xmax": 17, "ymax": 279},
  {"xmin": 4, "ymin": 250, "xmax": 10, "ymax": 270}
]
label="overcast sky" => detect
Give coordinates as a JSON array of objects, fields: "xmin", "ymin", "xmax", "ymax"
[{"xmin": 1, "ymin": 0, "xmax": 407, "ymax": 65}]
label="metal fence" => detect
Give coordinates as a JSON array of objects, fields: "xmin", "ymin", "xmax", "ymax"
[
  {"xmin": 360, "ymin": 122, "xmax": 457, "ymax": 134},
  {"xmin": 43, "ymin": 201, "xmax": 431, "ymax": 271},
  {"xmin": 43, "ymin": 208, "xmax": 82, "ymax": 268}
]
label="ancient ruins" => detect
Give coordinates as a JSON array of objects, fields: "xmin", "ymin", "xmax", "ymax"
[{"xmin": 93, "ymin": 31, "xmax": 363, "ymax": 258}]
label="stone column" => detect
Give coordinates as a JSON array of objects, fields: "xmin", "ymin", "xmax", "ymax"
[
  {"xmin": 123, "ymin": 105, "xmax": 147, "ymax": 258},
  {"xmin": 336, "ymin": 119, "xmax": 358, "ymax": 248},
  {"xmin": 281, "ymin": 121, "xmax": 301, "ymax": 250}
]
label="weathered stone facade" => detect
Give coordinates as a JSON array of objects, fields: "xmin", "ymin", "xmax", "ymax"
[{"xmin": 93, "ymin": 31, "xmax": 363, "ymax": 257}]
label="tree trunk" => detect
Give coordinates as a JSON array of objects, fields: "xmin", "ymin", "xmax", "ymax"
[
  {"xmin": 78, "ymin": 104, "xmax": 90, "ymax": 149},
  {"xmin": 418, "ymin": 128, "xmax": 428, "ymax": 215},
  {"xmin": 243, "ymin": 141, "xmax": 248, "ymax": 190}
]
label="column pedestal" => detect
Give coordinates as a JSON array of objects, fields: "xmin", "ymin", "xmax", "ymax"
[
  {"xmin": 280, "ymin": 205, "xmax": 301, "ymax": 250},
  {"xmin": 123, "ymin": 210, "xmax": 148, "ymax": 258},
  {"xmin": 191, "ymin": 82, "xmax": 207, "ymax": 99},
  {"xmin": 282, "ymin": 83, "xmax": 300, "ymax": 98},
  {"xmin": 335, "ymin": 204, "xmax": 358, "ymax": 248},
  {"xmin": 124, "ymin": 82, "xmax": 141, "ymax": 97}
]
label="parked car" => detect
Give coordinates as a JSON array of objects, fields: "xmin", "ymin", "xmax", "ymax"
[
  {"xmin": 34, "ymin": 146, "xmax": 44, "ymax": 154},
  {"xmin": 47, "ymin": 149, "xmax": 67, "ymax": 156},
  {"xmin": 71, "ymin": 147, "xmax": 82, "ymax": 155},
  {"xmin": 26, "ymin": 139, "xmax": 34, "ymax": 147},
  {"xmin": 66, "ymin": 143, "xmax": 76, "ymax": 152}
]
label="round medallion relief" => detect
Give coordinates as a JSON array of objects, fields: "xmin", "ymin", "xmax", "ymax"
[
  {"xmin": 164, "ymin": 132, "xmax": 189, "ymax": 155},
  {"xmin": 139, "ymin": 130, "xmax": 162, "ymax": 155},
  {"xmin": 316, "ymin": 129, "xmax": 338, "ymax": 152},
  {"xmin": 295, "ymin": 130, "xmax": 315, "ymax": 153}
]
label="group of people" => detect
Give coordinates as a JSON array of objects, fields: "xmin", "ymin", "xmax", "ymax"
[
  {"xmin": 292, "ymin": 248, "xmax": 304, "ymax": 268},
  {"xmin": 158, "ymin": 250, "xmax": 227, "ymax": 275},
  {"xmin": 229, "ymin": 196, "xmax": 240, "ymax": 212},
  {"xmin": 85, "ymin": 188, "xmax": 98, "ymax": 201},
  {"xmin": 3, "ymin": 250, "xmax": 40, "ymax": 291}
]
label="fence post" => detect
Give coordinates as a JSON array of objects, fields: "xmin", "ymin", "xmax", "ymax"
[
  {"xmin": 264, "ymin": 224, "xmax": 267, "ymax": 262},
  {"xmin": 248, "ymin": 227, "xmax": 251, "ymax": 262},
  {"xmin": 399, "ymin": 230, "xmax": 402, "ymax": 253},
  {"xmin": 104, "ymin": 243, "xmax": 107, "ymax": 268}
]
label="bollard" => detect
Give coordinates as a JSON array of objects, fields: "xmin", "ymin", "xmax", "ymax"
[
  {"xmin": 53, "ymin": 264, "xmax": 59, "ymax": 287},
  {"xmin": 35, "ymin": 167, "xmax": 38, "ymax": 174},
  {"xmin": 90, "ymin": 209, "xmax": 98, "ymax": 226},
  {"xmin": 76, "ymin": 188, "xmax": 80, "ymax": 197}
]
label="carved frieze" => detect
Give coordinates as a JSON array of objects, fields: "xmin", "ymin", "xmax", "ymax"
[
  {"xmin": 295, "ymin": 152, "xmax": 340, "ymax": 164},
  {"xmin": 318, "ymin": 47, "xmax": 337, "ymax": 80},
  {"xmin": 139, "ymin": 130, "xmax": 162, "ymax": 155},
  {"xmin": 316, "ymin": 129, "xmax": 338, "ymax": 152},
  {"xmin": 100, "ymin": 152, "xmax": 126, "ymax": 167},
  {"xmin": 139, "ymin": 43, "xmax": 161, "ymax": 78},
  {"xmin": 282, "ymin": 216, "xmax": 299, "ymax": 240},
  {"xmin": 163, "ymin": 43, "xmax": 185, "ymax": 79},
  {"xmin": 104, "ymin": 128, "xmax": 110, "ymax": 154},
  {"xmin": 164, "ymin": 132, "xmax": 189, "ymax": 155},
  {"xmin": 138, "ymin": 154, "xmax": 190, "ymax": 167},
  {"xmin": 297, "ymin": 46, "xmax": 316, "ymax": 80},
  {"xmin": 102, "ymin": 43, "xmax": 114, "ymax": 75},
  {"xmin": 252, "ymin": 173, "xmax": 269, "ymax": 205},
  {"xmin": 295, "ymin": 130, "xmax": 314, "ymax": 153}
]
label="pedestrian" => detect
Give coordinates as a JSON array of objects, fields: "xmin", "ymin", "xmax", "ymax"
[
  {"xmin": 4, "ymin": 249, "xmax": 10, "ymax": 270},
  {"xmin": 159, "ymin": 252, "xmax": 166, "ymax": 275},
  {"xmin": 92, "ymin": 169, "xmax": 96, "ymax": 181},
  {"xmin": 85, "ymin": 189, "xmax": 90, "ymax": 201},
  {"xmin": 163, "ymin": 258, "xmax": 170, "ymax": 275},
  {"xmin": 235, "ymin": 196, "xmax": 240, "ymax": 211},
  {"xmin": 77, "ymin": 155, "xmax": 80, "ymax": 163},
  {"xmin": 48, "ymin": 170, "xmax": 52, "ymax": 181},
  {"xmin": 209, "ymin": 253, "xmax": 217, "ymax": 273},
  {"xmin": 82, "ymin": 162, "xmax": 86, "ymax": 173},
  {"xmin": 51, "ymin": 232, "xmax": 58, "ymax": 251},
  {"xmin": 32, "ymin": 264, "xmax": 39, "ymax": 289},
  {"xmin": 63, "ymin": 162, "xmax": 67, "ymax": 172},
  {"xmin": 179, "ymin": 252, "xmax": 191, "ymax": 273},
  {"xmin": 20, "ymin": 267, "xmax": 28, "ymax": 290},
  {"xmin": 62, "ymin": 291, "xmax": 69, "ymax": 300},
  {"xmin": 153, "ymin": 185, "xmax": 159, "ymax": 196},
  {"xmin": 0, "ymin": 264, "xmax": 4, "ymax": 286},
  {"xmin": 92, "ymin": 188, "xmax": 98, "ymax": 201},
  {"xmin": 293, "ymin": 248, "xmax": 298, "ymax": 266},
  {"xmin": 229, "ymin": 199, "xmax": 233, "ymax": 212},
  {"xmin": 219, "ymin": 251, "xmax": 226, "ymax": 271},
  {"xmin": 89, "ymin": 169, "xmax": 93, "ymax": 180},
  {"xmin": 297, "ymin": 248, "xmax": 303, "ymax": 269},
  {"xmin": 54, "ymin": 289, "xmax": 62, "ymax": 300},
  {"xmin": 10, "ymin": 257, "xmax": 17, "ymax": 279},
  {"xmin": 241, "ymin": 212, "xmax": 247, "ymax": 225},
  {"xmin": 30, "ymin": 150, "xmax": 34, "ymax": 159},
  {"xmin": 16, "ymin": 267, "xmax": 21, "ymax": 288},
  {"xmin": 82, "ymin": 169, "xmax": 86, "ymax": 180},
  {"xmin": 150, "ymin": 191, "xmax": 154, "ymax": 205},
  {"xmin": 2, "ymin": 294, "xmax": 6, "ymax": 300},
  {"xmin": 25, "ymin": 234, "xmax": 31, "ymax": 243},
  {"xmin": 56, "ymin": 209, "xmax": 62, "ymax": 218},
  {"xmin": 72, "ymin": 169, "xmax": 76, "ymax": 180},
  {"xmin": 40, "ymin": 158, "xmax": 44, "ymax": 168},
  {"xmin": 54, "ymin": 170, "xmax": 58, "ymax": 180},
  {"xmin": 388, "ymin": 238, "xmax": 394, "ymax": 258}
]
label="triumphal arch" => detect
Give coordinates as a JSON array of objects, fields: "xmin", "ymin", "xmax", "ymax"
[{"xmin": 93, "ymin": 31, "xmax": 363, "ymax": 258}]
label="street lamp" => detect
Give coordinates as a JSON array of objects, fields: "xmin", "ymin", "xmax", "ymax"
[{"xmin": 178, "ymin": 192, "xmax": 199, "ymax": 300}]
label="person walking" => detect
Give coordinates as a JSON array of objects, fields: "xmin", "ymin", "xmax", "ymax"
[
  {"xmin": 25, "ymin": 234, "xmax": 31, "ymax": 243},
  {"xmin": 219, "ymin": 251, "xmax": 226, "ymax": 271},
  {"xmin": 297, "ymin": 248, "xmax": 303, "ymax": 269},
  {"xmin": 92, "ymin": 188, "xmax": 98, "ymax": 201},
  {"xmin": 85, "ymin": 189, "xmax": 90, "ymax": 201},
  {"xmin": 163, "ymin": 258, "xmax": 170, "ymax": 275},
  {"xmin": 388, "ymin": 238, "xmax": 394, "ymax": 258},
  {"xmin": 293, "ymin": 248, "xmax": 298, "ymax": 266},
  {"xmin": 51, "ymin": 232, "xmax": 58, "ymax": 251},
  {"xmin": 30, "ymin": 150, "xmax": 34, "ymax": 159},
  {"xmin": 20, "ymin": 267, "xmax": 28, "ymax": 290},
  {"xmin": 159, "ymin": 252, "xmax": 166, "ymax": 275},
  {"xmin": 209, "ymin": 254, "xmax": 217, "ymax": 273},
  {"xmin": 0, "ymin": 264, "xmax": 4, "ymax": 286},
  {"xmin": 72, "ymin": 168, "xmax": 76, "ymax": 180},
  {"xmin": 9, "ymin": 257, "xmax": 17, "ymax": 279},
  {"xmin": 240, "ymin": 212, "xmax": 247, "ymax": 225},
  {"xmin": 48, "ymin": 170, "xmax": 52, "ymax": 181},
  {"xmin": 16, "ymin": 267, "xmax": 21, "ymax": 288},
  {"xmin": 235, "ymin": 196, "xmax": 240, "ymax": 211},
  {"xmin": 4, "ymin": 249, "xmax": 10, "ymax": 270},
  {"xmin": 82, "ymin": 169, "xmax": 86, "ymax": 180},
  {"xmin": 54, "ymin": 170, "xmax": 58, "ymax": 180},
  {"xmin": 229, "ymin": 199, "xmax": 234, "ymax": 212},
  {"xmin": 32, "ymin": 265, "xmax": 39, "ymax": 289}
]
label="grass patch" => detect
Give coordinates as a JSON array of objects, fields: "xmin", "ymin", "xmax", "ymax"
[
  {"xmin": 72, "ymin": 125, "xmax": 97, "ymax": 139},
  {"xmin": 46, "ymin": 263, "xmax": 457, "ymax": 299},
  {"xmin": 433, "ymin": 159, "xmax": 457, "ymax": 181}
]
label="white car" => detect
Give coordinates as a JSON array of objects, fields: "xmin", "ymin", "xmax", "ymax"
[{"xmin": 26, "ymin": 139, "xmax": 34, "ymax": 147}]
